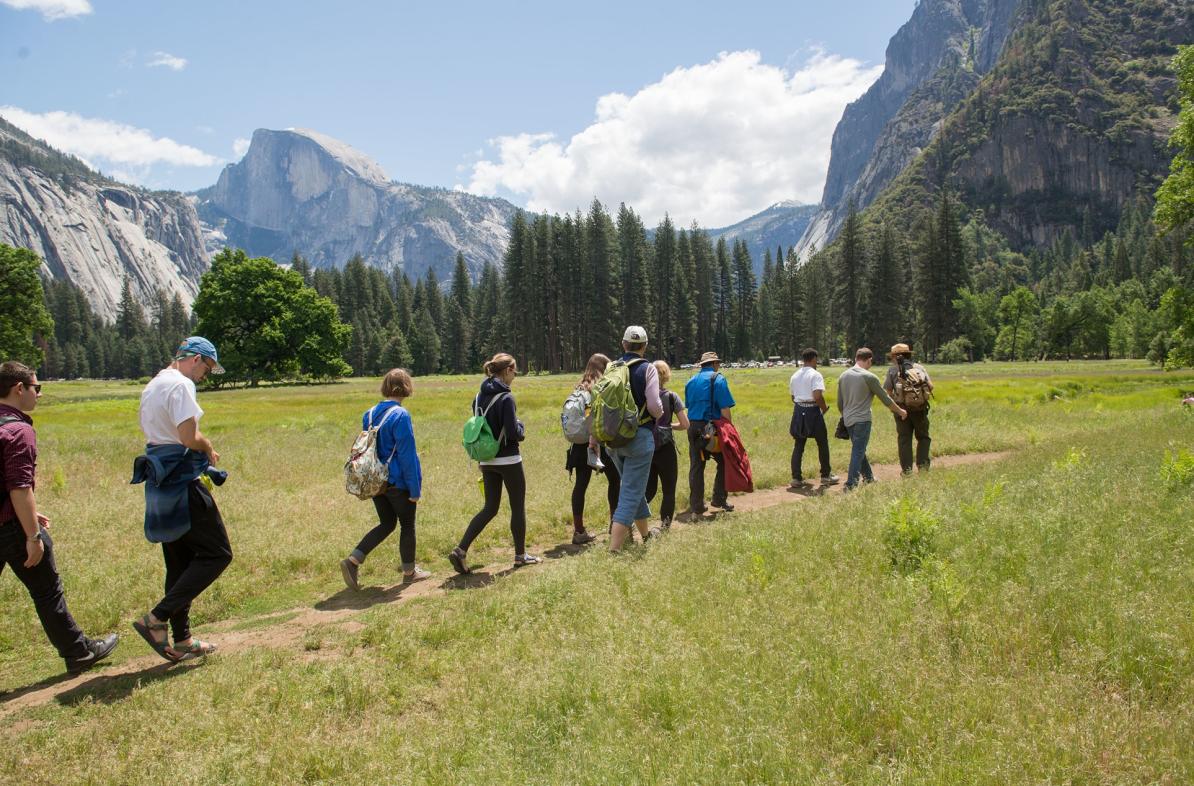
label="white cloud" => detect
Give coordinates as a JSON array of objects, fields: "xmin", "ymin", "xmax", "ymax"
[
  {"xmin": 0, "ymin": 106, "xmax": 220, "ymax": 182},
  {"xmin": 463, "ymin": 50, "xmax": 882, "ymax": 227},
  {"xmin": 0, "ymin": 0, "xmax": 92, "ymax": 21},
  {"xmin": 232, "ymin": 137, "xmax": 250, "ymax": 158},
  {"xmin": 147, "ymin": 51, "xmax": 187, "ymax": 71}
]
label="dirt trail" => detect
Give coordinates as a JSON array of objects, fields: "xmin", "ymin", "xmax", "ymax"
[{"xmin": 0, "ymin": 450, "xmax": 1010, "ymax": 717}]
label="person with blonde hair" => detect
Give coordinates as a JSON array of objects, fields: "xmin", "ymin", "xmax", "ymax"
[
  {"xmin": 644, "ymin": 360, "xmax": 688, "ymax": 530},
  {"xmin": 563, "ymin": 353, "xmax": 620, "ymax": 545},
  {"xmin": 449, "ymin": 353, "xmax": 541, "ymax": 573},
  {"xmin": 340, "ymin": 368, "xmax": 429, "ymax": 591}
]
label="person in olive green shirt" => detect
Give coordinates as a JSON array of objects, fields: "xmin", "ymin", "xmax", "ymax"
[{"xmin": 836, "ymin": 348, "xmax": 906, "ymax": 490}]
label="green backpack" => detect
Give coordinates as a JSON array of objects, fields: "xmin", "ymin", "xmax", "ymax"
[
  {"xmin": 589, "ymin": 358, "xmax": 647, "ymax": 448},
  {"xmin": 462, "ymin": 392, "xmax": 509, "ymax": 461}
]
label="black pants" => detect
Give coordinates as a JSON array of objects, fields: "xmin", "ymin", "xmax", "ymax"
[
  {"xmin": 791, "ymin": 406, "xmax": 832, "ymax": 480},
  {"xmin": 151, "ymin": 481, "xmax": 233, "ymax": 643},
  {"xmin": 687, "ymin": 422, "xmax": 726, "ymax": 509},
  {"xmin": 0, "ymin": 522, "xmax": 89, "ymax": 660},
  {"xmin": 354, "ymin": 486, "xmax": 417, "ymax": 567},
  {"xmin": 460, "ymin": 462, "xmax": 527, "ymax": 554},
  {"xmin": 568, "ymin": 444, "xmax": 620, "ymax": 520},
  {"xmin": 895, "ymin": 408, "xmax": 932, "ymax": 472},
  {"xmin": 645, "ymin": 443, "xmax": 678, "ymax": 522}
]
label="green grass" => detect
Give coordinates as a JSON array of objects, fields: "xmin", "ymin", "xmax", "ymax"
[{"xmin": 2, "ymin": 361, "xmax": 1193, "ymax": 783}]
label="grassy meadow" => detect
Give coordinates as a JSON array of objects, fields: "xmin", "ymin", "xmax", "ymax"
[{"xmin": 1, "ymin": 359, "xmax": 1193, "ymax": 783}]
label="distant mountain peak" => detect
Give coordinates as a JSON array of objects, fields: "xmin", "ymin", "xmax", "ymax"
[{"xmin": 281, "ymin": 127, "xmax": 390, "ymax": 185}]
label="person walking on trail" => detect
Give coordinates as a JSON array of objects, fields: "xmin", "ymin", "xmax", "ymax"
[
  {"xmin": 604, "ymin": 327, "xmax": 664, "ymax": 552},
  {"xmin": 449, "ymin": 353, "xmax": 541, "ymax": 574},
  {"xmin": 836, "ymin": 347, "xmax": 907, "ymax": 491},
  {"xmin": 645, "ymin": 360, "xmax": 689, "ymax": 530},
  {"xmin": 883, "ymin": 343, "xmax": 934, "ymax": 475},
  {"xmin": 131, "ymin": 337, "xmax": 233, "ymax": 662},
  {"xmin": 340, "ymin": 368, "xmax": 430, "ymax": 591},
  {"xmin": 563, "ymin": 353, "xmax": 620, "ymax": 545},
  {"xmin": 684, "ymin": 351, "xmax": 736, "ymax": 513},
  {"xmin": 0, "ymin": 361, "xmax": 119, "ymax": 675},
  {"xmin": 789, "ymin": 348, "xmax": 839, "ymax": 489}
]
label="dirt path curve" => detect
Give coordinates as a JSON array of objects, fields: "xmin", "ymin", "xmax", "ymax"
[{"xmin": 0, "ymin": 450, "xmax": 1010, "ymax": 717}]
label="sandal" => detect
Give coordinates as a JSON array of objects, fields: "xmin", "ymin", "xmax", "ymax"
[
  {"xmin": 172, "ymin": 638, "xmax": 218, "ymax": 661},
  {"xmin": 513, "ymin": 553, "xmax": 542, "ymax": 568},
  {"xmin": 402, "ymin": 566, "xmax": 432, "ymax": 583},
  {"xmin": 448, "ymin": 547, "xmax": 470, "ymax": 575},
  {"xmin": 132, "ymin": 614, "xmax": 180, "ymax": 663}
]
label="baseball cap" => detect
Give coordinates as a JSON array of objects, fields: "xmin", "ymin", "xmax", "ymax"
[
  {"xmin": 623, "ymin": 325, "xmax": 648, "ymax": 343},
  {"xmin": 176, "ymin": 336, "xmax": 225, "ymax": 374}
]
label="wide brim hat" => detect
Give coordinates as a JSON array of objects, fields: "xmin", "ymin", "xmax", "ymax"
[
  {"xmin": 698, "ymin": 351, "xmax": 722, "ymax": 366},
  {"xmin": 890, "ymin": 343, "xmax": 912, "ymax": 357}
]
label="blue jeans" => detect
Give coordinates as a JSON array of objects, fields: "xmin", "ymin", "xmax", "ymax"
[
  {"xmin": 845, "ymin": 420, "xmax": 874, "ymax": 489},
  {"xmin": 607, "ymin": 428, "xmax": 655, "ymax": 526}
]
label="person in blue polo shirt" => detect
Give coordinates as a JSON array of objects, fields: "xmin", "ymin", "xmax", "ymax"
[{"xmin": 684, "ymin": 351, "xmax": 736, "ymax": 514}]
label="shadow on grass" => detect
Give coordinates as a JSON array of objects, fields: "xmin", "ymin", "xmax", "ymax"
[
  {"xmin": 542, "ymin": 539, "xmax": 596, "ymax": 560},
  {"xmin": 314, "ymin": 582, "xmax": 423, "ymax": 612},
  {"xmin": 786, "ymin": 484, "xmax": 828, "ymax": 498},
  {"xmin": 0, "ymin": 660, "xmax": 198, "ymax": 710}
]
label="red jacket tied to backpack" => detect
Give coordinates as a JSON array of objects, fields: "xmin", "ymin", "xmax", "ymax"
[{"xmin": 714, "ymin": 420, "xmax": 753, "ymax": 493}]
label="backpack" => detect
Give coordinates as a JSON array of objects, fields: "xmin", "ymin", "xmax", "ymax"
[
  {"xmin": 344, "ymin": 406, "xmax": 400, "ymax": 500},
  {"xmin": 462, "ymin": 392, "xmax": 509, "ymax": 461},
  {"xmin": 560, "ymin": 388, "xmax": 591, "ymax": 444},
  {"xmin": 893, "ymin": 363, "xmax": 931, "ymax": 411},
  {"xmin": 589, "ymin": 358, "xmax": 647, "ymax": 448}
]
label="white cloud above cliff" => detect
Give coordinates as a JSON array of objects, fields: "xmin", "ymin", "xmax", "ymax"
[{"xmin": 0, "ymin": 0, "xmax": 91, "ymax": 21}]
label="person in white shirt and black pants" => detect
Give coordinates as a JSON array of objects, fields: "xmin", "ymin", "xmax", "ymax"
[{"xmin": 788, "ymin": 348, "xmax": 839, "ymax": 488}]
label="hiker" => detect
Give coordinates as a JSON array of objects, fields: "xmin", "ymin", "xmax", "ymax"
[
  {"xmin": 645, "ymin": 360, "xmax": 689, "ymax": 529},
  {"xmin": 131, "ymin": 337, "xmax": 233, "ymax": 662},
  {"xmin": 0, "ymin": 361, "xmax": 119, "ymax": 675},
  {"xmin": 563, "ymin": 353, "xmax": 620, "ymax": 545},
  {"xmin": 340, "ymin": 368, "xmax": 429, "ymax": 591},
  {"xmin": 789, "ymin": 348, "xmax": 839, "ymax": 488},
  {"xmin": 684, "ymin": 351, "xmax": 736, "ymax": 513},
  {"xmin": 601, "ymin": 327, "xmax": 664, "ymax": 551},
  {"xmin": 449, "ymin": 353, "xmax": 541, "ymax": 573},
  {"xmin": 836, "ymin": 347, "xmax": 907, "ymax": 491},
  {"xmin": 883, "ymin": 343, "xmax": 934, "ymax": 474}
]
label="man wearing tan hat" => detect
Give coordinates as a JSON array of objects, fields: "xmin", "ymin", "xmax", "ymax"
[
  {"xmin": 683, "ymin": 351, "xmax": 736, "ymax": 513},
  {"xmin": 883, "ymin": 342, "xmax": 934, "ymax": 474}
]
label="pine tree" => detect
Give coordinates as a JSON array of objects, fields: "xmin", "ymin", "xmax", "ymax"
[
  {"xmin": 653, "ymin": 215, "xmax": 677, "ymax": 359},
  {"xmin": 408, "ymin": 305, "xmax": 441, "ymax": 376},
  {"xmin": 866, "ymin": 227, "xmax": 903, "ymax": 350},
  {"xmin": 586, "ymin": 200, "xmax": 620, "ymax": 356},
  {"xmin": 834, "ymin": 202, "xmax": 865, "ymax": 352},
  {"xmin": 671, "ymin": 229, "xmax": 697, "ymax": 364},
  {"xmin": 714, "ymin": 238, "xmax": 734, "ymax": 359},
  {"xmin": 690, "ymin": 225, "xmax": 716, "ymax": 352},
  {"xmin": 616, "ymin": 204, "xmax": 651, "ymax": 326},
  {"xmin": 731, "ymin": 239, "xmax": 756, "ymax": 359}
]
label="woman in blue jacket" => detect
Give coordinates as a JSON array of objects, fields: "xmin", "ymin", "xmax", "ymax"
[
  {"xmin": 340, "ymin": 368, "xmax": 428, "ymax": 590},
  {"xmin": 448, "ymin": 353, "xmax": 541, "ymax": 573}
]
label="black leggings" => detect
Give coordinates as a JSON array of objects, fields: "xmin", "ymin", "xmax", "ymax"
[
  {"xmin": 570, "ymin": 445, "xmax": 621, "ymax": 518},
  {"xmin": 645, "ymin": 444, "xmax": 678, "ymax": 522},
  {"xmin": 354, "ymin": 486, "xmax": 417, "ymax": 567},
  {"xmin": 460, "ymin": 462, "xmax": 527, "ymax": 554}
]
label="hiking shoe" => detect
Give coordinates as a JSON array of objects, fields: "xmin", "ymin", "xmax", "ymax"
[
  {"xmin": 402, "ymin": 566, "xmax": 432, "ymax": 584},
  {"xmin": 646, "ymin": 526, "xmax": 663, "ymax": 541},
  {"xmin": 790, "ymin": 478, "xmax": 810, "ymax": 488},
  {"xmin": 448, "ymin": 547, "xmax": 470, "ymax": 575},
  {"xmin": 820, "ymin": 474, "xmax": 840, "ymax": 485},
  {"xmin": 713, "ymin": 501, "xmax": 735, "ymax": 512},
  {"xmin": 340, "ymin": 558, "xmax": 360, "ymax": 591},
  {"xmin": 660, "ymin": 516, "xmax": 672, "ymax": 529},
  {"xmin": 513, "ymin": 553, "xmax": 542, "ymax": 568},
  {"xmin": 65, "ymin": 633, "xmax": 119, "ymax": 675},
  {"xmin": 572, "ymin": 530, "xmax": 597, "ymax": 545}
]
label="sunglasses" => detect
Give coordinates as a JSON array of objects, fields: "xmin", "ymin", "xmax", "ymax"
[{"xmin": 24, "ymin": 383, "xmax": 42, "ymax": 394}]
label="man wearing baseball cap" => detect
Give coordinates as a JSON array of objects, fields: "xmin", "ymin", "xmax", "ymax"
[{"xmin": 130, "ymin": 336, "xmax": 231, "ymax": 662}]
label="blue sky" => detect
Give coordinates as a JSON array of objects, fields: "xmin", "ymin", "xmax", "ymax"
[{"xmin": 1, "ymin": 0, "xmax": 916, "ymax": 226}]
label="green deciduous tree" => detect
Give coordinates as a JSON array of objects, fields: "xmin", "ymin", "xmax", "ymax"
[
  {"xmin": 1156, "ymin": 46, "xmax": 1194, "ymax": 239},
  {"xmin": 192, "ymin": 248, "xmax": 351, "ymax": 384},
  {"xmin": 0, "ymin": 244, "xmax": 54, "ymax": 367}
]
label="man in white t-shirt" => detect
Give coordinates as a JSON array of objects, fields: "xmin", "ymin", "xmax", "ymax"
[
  {"xmin": 131, "ymin": 337, "xmax": 232, "ymax": 663},
  {"xmin": 788, "ymin": 348, "xmax": 839, "ymax": 488}
]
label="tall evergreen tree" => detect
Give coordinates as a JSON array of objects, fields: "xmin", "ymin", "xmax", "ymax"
[{"xmin": 834, "ymin": 202, "xmax": 865, "ymax": 352}]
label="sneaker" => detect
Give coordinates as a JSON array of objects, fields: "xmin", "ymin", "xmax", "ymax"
[
  {"xmin": 820, "ymin": 474, "xmax": 840, "ymax": 485},
  {"xmin": 586, "ymin": 446, "xmax": 605, "ymax": 470},
  {"xmin": 713, "ymin": 501, "xmax": 735, "ymax": 512},
  {"xmin": 448, "ymin": 547, "xmax": 470, "ymax": 575},
  {"xmin": 646, "ymin": 526, "xmax": 663, "ymax": 541},
  {"xmin": 660, "ymin": 516, "xmax": 672, "ymax": 529},
  {"xmin": 340, "ymin": 558, "xmax": 360, "ymax": 591},
  {"xmin": 513, "ymin": 553, "xmax": 542, "ymax": 568},
  {"xmin": 402, "ymin": 566, "xmax": 432, "ymax": 584},
  {"xmin": 790, "ymin": 478, "xmax": 810, "ymax": 488},
  {"xmin": 65, "ymin": 633, "xmax": 119, "ymax": 675},
  {"xmin": 572, "ymin": 530, "xmax": 597, "ymax": 545}
]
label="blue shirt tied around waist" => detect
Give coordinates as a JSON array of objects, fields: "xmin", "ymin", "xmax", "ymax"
[
  {"xmin": 684, "ymin": 367, "xmax": 736, "ymax": 421},
  {"xmin": 365, "ymin": 400, "xmax": 422, "ymax": 498},
  {"xmin": 130, "ymin": 443, "xmax": 228, "ymax": 544}
]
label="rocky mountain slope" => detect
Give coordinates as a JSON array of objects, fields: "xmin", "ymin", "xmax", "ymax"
[
  {"xmin": 195, "ymin": 128, "xmax": 519, "ymax": 281},
  {"xmin": 796, "ymin": 0, "xmax": 1023, "ymax": 258},
  {"xmin": 707, "ymin": 201, "xmax": 818, "ymax": 268},
  {"xmin": 0, "ymin": 116, "xmax": 208, "ymax": 318}
]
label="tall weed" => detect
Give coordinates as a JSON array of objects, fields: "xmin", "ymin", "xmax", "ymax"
[
  {"xmin": 882, "ymin": 496, "xmax": 939, "ymax": 575},
  {"xmin": 1159, "ymin": 447, "xmax": 1194, "ymax": 489}
]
